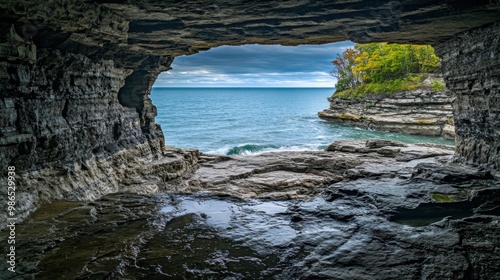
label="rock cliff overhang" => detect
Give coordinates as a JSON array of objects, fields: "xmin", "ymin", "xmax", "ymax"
[{"xmin": 1, "ymin": 0, "xmax": 500, "ymax": 220}]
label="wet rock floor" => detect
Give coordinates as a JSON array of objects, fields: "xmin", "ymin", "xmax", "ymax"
[
  {"xmin": 1, "ymin": 140, "xmax": 500, "ymax": 279},
  {"xmin": 3, "ymin": 190, "xmax": 499, "ymax": 279}
]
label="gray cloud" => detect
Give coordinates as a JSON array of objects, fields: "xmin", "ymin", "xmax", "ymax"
[{"xmin": 154, "ymin": 41, "xmax": 354, "ymax": 87}]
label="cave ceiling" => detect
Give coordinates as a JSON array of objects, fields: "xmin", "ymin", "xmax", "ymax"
[{"xmin": 2, "ymin": 0, "xmax": 500, "ymax": 61}]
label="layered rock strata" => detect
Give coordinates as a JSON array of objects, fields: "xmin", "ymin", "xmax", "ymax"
[
  {"xmin": 435, "ymin": 22, "xmax": 500, "ymax": 169},
  {"xmin": 0, "ymin": 26, "xmax": 199, "ymax": 223},
  {"xmin": 1, "ymin": 140, "xmax": 498, "ymax": 279},
  {"xmin": 318, "ymin": 81, "xmax": 456, "ymax": 139}
]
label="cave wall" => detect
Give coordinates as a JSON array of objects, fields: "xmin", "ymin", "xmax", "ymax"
[
  {"xmin": 0, "ymin": 23, "xmax": 191, "ymax": 221},
  {"xmin": 435, "ymin": 22, "xmax": 500, "ymax": 169},
  {"xmin": 1, "ymin": 0, "xmax": 500, "ymax": 220},
  {"xmin": 0, "ymin": 2, "xmax": 195, "ymax": 222}
]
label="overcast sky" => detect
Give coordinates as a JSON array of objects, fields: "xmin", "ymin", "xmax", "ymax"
[{"xmin": 153, "ymin": 41, "xmax": 354, "ymax": 88}]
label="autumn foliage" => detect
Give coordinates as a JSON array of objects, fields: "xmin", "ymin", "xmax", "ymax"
[{"xmin": 331, "ymin": 43, "xmax": 441, "ymax": 99}]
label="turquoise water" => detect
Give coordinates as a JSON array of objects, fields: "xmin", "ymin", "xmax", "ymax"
[{"xmin": 151, "ymin": 87, "xmax": 454, "ymax": 155}]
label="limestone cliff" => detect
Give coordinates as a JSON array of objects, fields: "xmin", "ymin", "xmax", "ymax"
[
  {"xmin": 318, "ymin": 78, "xmax": 455, "ymax": 139},
  {"xmin": 1, "ymin": 0, "xmax": 500, "ymax": 222}
]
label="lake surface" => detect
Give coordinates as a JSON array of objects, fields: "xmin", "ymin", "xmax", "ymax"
[{"xmin": 151, "ymin": 87, "xmax": 454, "ymax": 155}]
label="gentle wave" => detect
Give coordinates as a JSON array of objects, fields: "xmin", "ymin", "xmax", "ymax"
[{"xmin": 207, "ymin": 143, "xmax": 329, "ymax": 156}]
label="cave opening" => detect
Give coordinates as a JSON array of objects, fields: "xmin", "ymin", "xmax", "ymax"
[{"xmin": 149, "ymin": 42, "xmax": 454, "ymax": 155}]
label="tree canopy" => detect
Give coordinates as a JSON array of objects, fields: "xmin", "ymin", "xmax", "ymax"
[{"xmin": 331, "ymin": 43, "xmax": 442, "ymax": 99}]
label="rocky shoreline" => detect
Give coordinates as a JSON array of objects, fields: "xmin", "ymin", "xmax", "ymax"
[
  {"xmin": 2, "ymin": 139, "xmax": 499, "ymax": 279},
  {"xmin": 318, "ymin": 79, "xmax": 456, "ymax": 139}
]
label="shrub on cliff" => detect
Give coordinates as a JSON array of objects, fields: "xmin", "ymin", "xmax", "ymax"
[{"xmin": 331, "ymin": 43, "xmax": 442, "ymax": 99}]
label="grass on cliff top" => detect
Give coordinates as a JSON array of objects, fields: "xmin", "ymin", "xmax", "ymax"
[{"xmin": 333, "ymin": 74, "xmax": 446, "ymax": 100}]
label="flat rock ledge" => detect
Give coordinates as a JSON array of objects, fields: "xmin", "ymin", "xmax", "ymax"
[
  {"xmin": 164, "ymin": 139, "xmax": 456, "ymax": 199},
  {"xmin": 318, "ymin": 86, "xmax": 456, "ymax": 139}
]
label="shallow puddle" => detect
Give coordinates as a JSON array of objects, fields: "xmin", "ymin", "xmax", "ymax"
[{"xmin": 159, "ymin": 195, "xmax": 297, "ymax": 248}]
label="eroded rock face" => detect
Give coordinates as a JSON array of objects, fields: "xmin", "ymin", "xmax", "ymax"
[
  {"xmin": 318, "ymin": 80, "xmax": 456, "ymax": 139},
  {"xmin": 1, "ymin": 1, "xmax": 500, "ymax": 222}
]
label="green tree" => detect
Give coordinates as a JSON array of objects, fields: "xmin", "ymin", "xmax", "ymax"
[{"xmin": 332, "ymin": 43, "xmax": 441, "ymax": 99}]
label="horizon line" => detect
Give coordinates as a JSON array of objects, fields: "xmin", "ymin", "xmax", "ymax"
[{"xmin": 152, "ymin": 86, "xmax": 336, "ymax": 88}]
